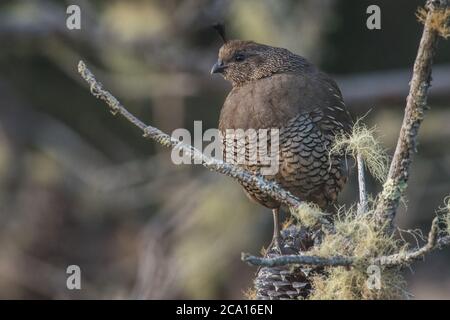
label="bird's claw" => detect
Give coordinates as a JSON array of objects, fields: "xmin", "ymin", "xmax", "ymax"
[{"xmin": 268, "ymin": 236, "xmax": 286, "ymax": 255}]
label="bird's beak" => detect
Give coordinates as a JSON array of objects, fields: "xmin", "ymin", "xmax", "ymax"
[{"xmin": 210, "ymin": 60, "xmax": 227, "ymax": 74}]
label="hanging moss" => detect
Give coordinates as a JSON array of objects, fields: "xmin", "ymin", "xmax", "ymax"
[
  {"xmin": 417, "ymin": 6, "xmax": 450, "ymax": 39},
  {"xmin": 307, "ymin": 206, "xmax": 410, "ymax": 300},
  {"xmin": 290, "ymin": 202, "xmax": 328, "ymax": 228},
  {"xmin": 330, "ymin": 119, "xmax": 389, "ymax": 183}
]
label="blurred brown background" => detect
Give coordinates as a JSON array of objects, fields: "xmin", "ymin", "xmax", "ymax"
[{"xmin": 0, "ymin": 0, "xmax": 449, "ymax": 299}]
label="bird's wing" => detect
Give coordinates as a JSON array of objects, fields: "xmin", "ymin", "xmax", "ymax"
[
  {"xmin": 277, "ymin": 110, "xmax": 348, "ymax": 208},
  {"xmin": 312, "ymin": 72, "xmax": 353, "ymax": 134}
]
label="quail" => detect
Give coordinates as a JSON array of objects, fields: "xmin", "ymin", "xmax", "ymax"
[{"xmin": 211, "ymin": 25, "xmax": 352, "ymax": 252}]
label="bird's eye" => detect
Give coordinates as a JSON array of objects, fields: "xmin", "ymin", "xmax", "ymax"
[{"xmin": 234, "ymin": 53, "xmax": 245, "ymax": 62}]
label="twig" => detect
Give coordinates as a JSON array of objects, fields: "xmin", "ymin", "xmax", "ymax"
[
  {"xmin": 242, "ymin": 252, "xmax": 354, "ymax": 267},
  {"xmin": 242, "ymin": 215, "xmax": 450, "ymax": 268},
  {"xmin": 77, "ymin": 60, "xmax": 302, "ymax": 208},
  {"xmin": 357, "ymin": 154, "xmax": 368, "ymax": 214},
  {"xmin": 373, "ymin": 218, "xmax": 450, "ymax": 266},
  {"xmin": 375, "ymin": 0, "xmax": 448, "ymax": 227}
]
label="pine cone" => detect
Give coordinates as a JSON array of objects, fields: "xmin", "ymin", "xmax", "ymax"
[{"xmin": 254, "ymin": 225, "xmax": 323, "ymax": 300}]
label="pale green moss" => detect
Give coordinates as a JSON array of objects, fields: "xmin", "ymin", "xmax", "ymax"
[
  {"xmin": 330, "ymin": 119, "xmax": 389, "ymax": 183},
  {"xmin": 290, "ymin": 202, "xmax": 327, "ymax": 228},
  {"xmin": 417, "ymin": 7, "xmax": 450, "ymax": 39},
  {"xmin": 440, "ymin": 196, "xmax": 450, "ymax": 235},
  {"xmin": 309, "ymin": 265, "xmax": 407, "ymax": 300},
  {"xmin": 306, "ymin": 205, "xmax": 409, "ymax": 300}
]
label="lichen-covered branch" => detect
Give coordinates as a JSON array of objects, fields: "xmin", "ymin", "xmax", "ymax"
[
  {"xmin": 77, "ymin": 60, "xmax": 302, "ymax": 208},
  {"xmin": 243, "ymin": 213, "xmax": 450, "ymax": 268},
  {"xmin": 373, "ymin": 218, "xmax": 450, "ymax": 266},
  {"xmin": 375, "ymin": 0, "xmax": 449, "ymax": 227},
  {"xmin": 242, "ymin": 252, "xmax": 354, "ymax": 267}
]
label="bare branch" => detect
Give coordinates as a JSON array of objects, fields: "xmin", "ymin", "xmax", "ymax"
[
  {"xmin": 77, "ymin": 60, "xmax": 302, "ymax": 208},
  {"xmin": 357, "ymin": 154, "xmax": 368, "ymax": 215},
  {"xmin": 375, "ymin": 0, "xmax": 449, "ymax": 227}
]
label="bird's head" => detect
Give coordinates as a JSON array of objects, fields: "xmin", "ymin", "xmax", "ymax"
[{"xmin": 210, "ymin": 24, "xmax": 307, "ymax": 87}]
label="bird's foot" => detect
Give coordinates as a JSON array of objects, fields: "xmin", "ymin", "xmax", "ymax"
[{"xmin": 267, "ymin": 236, "xmax": 286, "ymax": 255}]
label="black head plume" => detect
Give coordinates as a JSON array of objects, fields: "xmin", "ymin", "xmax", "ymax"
[{"xmin": 213, "ymin": 23, "xmax": 227, "ymax": 43}]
